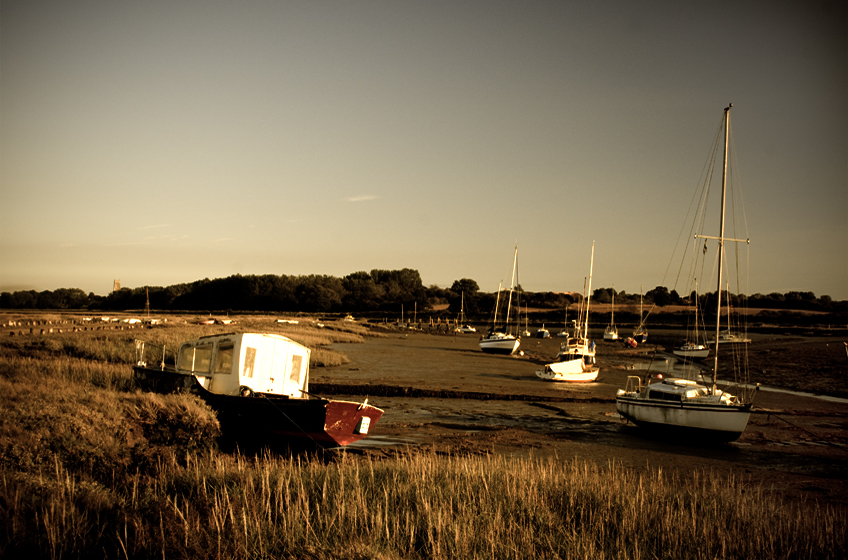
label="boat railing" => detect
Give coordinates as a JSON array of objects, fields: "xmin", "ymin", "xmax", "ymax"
[
  {"xmin": 134, "ymin": 339, "xmax": 167, "ymax": 370},
  {"xmin": 624, "ymin": 375, "xmax": 642, "ymax": 394}
]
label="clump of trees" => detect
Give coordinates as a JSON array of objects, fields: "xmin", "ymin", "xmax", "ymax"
[{"xmin": 1, "ymin": 274, "xmax": 844, "ymax": 316}]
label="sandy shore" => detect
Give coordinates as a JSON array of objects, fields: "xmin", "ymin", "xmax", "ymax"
[{"xmin": 312, "ymin": 329, "xmax": 848, "ymax": 507}]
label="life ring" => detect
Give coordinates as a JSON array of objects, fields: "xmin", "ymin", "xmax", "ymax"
[{"xmin": 238, "ymin": 385, "xmax": 254, "ymax": 397}]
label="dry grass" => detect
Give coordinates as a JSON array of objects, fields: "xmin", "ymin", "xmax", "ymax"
[
  {"xmin": 1, "ymin": 448, "xmax": 844, "ymax": 560},
  {"xmin": 0, "ymin": 314, "xmax": 845, "ymax": 559}
]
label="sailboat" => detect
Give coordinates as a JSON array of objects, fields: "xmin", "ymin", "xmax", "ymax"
[
  {"xmin": 556, "ymin": 306, "xmax": 569, "ymax": 338},
  {"xmin": 706, "ymin": 283, "xmax": 751, "ymax": 346},
  {"xmin": 536, "ymin": 243, "xmax": 598, "ymax": 382},
  {"xmin": 616, "ymin": 104, "xmax": 757, "ymax": 442},
  {"xmin": 479, "ymin": 245, "xmax": 521, "ymax": 354},
  {"xmin": 673, "ymin": 280, "xmax": 709, "ymax": 359},
  {"xmin": 455, "ymin": 292, "xmax": 476, "ymax": 333},
  {"xmin": 603, "ymin": 285, "xmax": 619, "ymax": 340},
  {"xmin": 632, "ymin": 285, "xmax": 648, "ymax": 343}
]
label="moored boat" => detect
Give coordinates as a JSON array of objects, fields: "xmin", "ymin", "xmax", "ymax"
[
  {"xmin": 615, "ymin": 104, "xmax": 757, "ymax": 442},
  {"xmin": 603, "ymin": 285, "xmax": 619, "ymax": 340},
  {"xmin": 480, "ymin": 245, "xmax": 521, "ymax": 355},
  {"xmin": 536, "ymin": 242, "xmax": 599, "ymax": 383},
  {"xmin": 133, "ymin": 332, "xmax": 383, "ymax": 449}
]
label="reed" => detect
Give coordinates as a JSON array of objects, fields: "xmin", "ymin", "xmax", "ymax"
[
  {"xmin": 1, "ymin": 448, "xmax": 844, "ymax": 560},
  {"xmin": 1, "ymin": 314, "xmax": 362, "ymax": 369}
]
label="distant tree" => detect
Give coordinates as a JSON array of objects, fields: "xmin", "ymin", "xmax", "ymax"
[
  {"xmin": 450, "ymin": 278, "xmax": 480, "ymax": 295},
  {"xmin": 592, "ymin": 287, "xmax": 613, "ymax": 304},
  {"xmin": 646, "ymin": 286, "xmax": 671, "ymax": 307},
  {"xmin": 342, "ymin": 272, "xmax": 383, "ymax": 311}
]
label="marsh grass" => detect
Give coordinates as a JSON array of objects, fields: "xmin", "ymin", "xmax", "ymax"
[
  {"xmin": 1, "ymin": 448, "xmax": 844, "ymax": 560},
  {"xmin": 1, "ymin": 312, "xmax": 370, "ymax": 369},
  {"xmin": 1, "ymin": 315, "xmax": 845, "ymax": 559}
]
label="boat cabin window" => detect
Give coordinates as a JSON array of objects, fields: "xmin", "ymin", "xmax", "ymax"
[
  {"xmin": 290, "ymin": 355, "xmax": 303, "ymax": 384},
  {"xmin": 214, "ymin": 343, "xmax": 234, "ymax": 374},
  {"xmin": 242, "ymin": 346, "xmax": 256, "ymax": 378},
  {"xmin": 177, "ymin": 344, "xmax": 213, "ymax": 373},
  {"xmin": 647, "ymin": 390, "xmax": 682, "ymax": 403}
]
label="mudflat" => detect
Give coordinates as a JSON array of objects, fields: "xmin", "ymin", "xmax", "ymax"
[{"xmin": 314, "ymin": 329, "xmax": 848, "ymax": 507}]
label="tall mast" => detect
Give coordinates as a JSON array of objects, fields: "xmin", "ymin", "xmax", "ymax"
[
  {"xmin": 712, "ymin": 103, "xmax": 732, "ymax": 393},
  {"xmin": 505, "ymin": 244, "xmax": 518, "ymax": 331},
  {"xmin": 585, "ymin": 242, "xmax": 594, "ymax": 341}
]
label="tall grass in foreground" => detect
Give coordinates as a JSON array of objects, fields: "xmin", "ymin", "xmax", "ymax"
[{"xmin": 2, "ymin": 450, "xmax": 844, "ymax": 560}]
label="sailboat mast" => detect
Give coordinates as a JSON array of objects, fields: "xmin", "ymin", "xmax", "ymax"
[
  {"xmin": 712, "ymin": 103, "xmax": 732, "ymax": 393},
  {"xmin": 505, "ymin": 244, "xmax": 518, "ymax": 331},
  {"xmin": 585, "ymin": 242, "xmax": 594, "ymax": 338},
  {"xmin": 494, "ymin": 282, "xmax": 502, "ymax": 326}
]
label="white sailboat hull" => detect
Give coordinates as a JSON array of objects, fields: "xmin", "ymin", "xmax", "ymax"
[
  {"xmin": 672, "ymin": 344, "xmax": 709, "ymax": 359},
  {"xmin": 479, "ymin": 334, "xmax": 520, "ymax": 355},
  {"xmin": 615, "ymin": 393, "xmax": 751, "ymax": 441},
  {"xmin": 603, "ymin": 329, "xmax": 618, "ymax": 341},
  {"xmin": 536, "ymin": 358, "xmax": 599, "ymax": 382}
]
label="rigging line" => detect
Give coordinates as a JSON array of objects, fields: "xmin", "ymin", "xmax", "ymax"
[{"xmin": 661, "ymin": 116, "xmax": 726, "ymax": 293}]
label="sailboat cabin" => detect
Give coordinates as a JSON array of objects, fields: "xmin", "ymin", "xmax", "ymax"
[{"xmin": 174, "ymin": 332, "xmax": 310, "ymax": 398}]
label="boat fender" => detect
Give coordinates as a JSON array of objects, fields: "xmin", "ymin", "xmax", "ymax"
[{"xmin": 239, "ymin": 385, "xmax": 255, "ymax": 397}]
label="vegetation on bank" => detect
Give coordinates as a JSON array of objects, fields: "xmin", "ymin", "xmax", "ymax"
[
  {"xmin": 0, "ymin": 316, "xmax": 846, "ymax": 559},
  {"xmin": 2, "ymin": 268, "xmax": 845, "ymax": 318}
]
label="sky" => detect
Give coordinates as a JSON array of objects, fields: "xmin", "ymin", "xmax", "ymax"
[{"xmin": 2, "ymin": 0, "xmax": 846, "ymax": 300}]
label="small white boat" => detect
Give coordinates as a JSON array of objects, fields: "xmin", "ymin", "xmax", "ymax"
[
  {"xmin": 672, "ymin": 342, "xmax": 710, "ymax": 359},
  {"xmin": 706, "ymin": 330, "xmax": 751, "ymax": 346},
  {"xmin": 537, "ymin": 243, "xmax": 599, "ymax": 383},
  {"xmin": 535, "ymin": 325, "xmax": 550, "ymax": 338},
  {"xmin": 632, "ymin": 286, "xmax": 648, "ymax": 343},
  {"xmin": 480, "ymin": 245, "xmax": 521, "ymax": 355},
  {"xmin": 603, "ymin": 285, "xmax": 619, "ymax": 340},
  {"xmin": 673, "ymin": 279, "xmax": 709, "ymax": 359},
  {"xmin": 454, "ymin": 292, "xmax": 476, "ymax": 333}
]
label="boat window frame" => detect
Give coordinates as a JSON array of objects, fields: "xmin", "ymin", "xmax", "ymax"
[
  {"xmin": 214, "ymin": 343, "xmax": 235, "ymax": 375},
  {"xmin": 177, "ymin": 343, "xmax": 213, "ymax": 374}
]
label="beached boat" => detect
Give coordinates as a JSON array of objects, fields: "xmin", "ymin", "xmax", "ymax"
[
  {"xmin": 133, "ymin": 332, "xmax": 383, "ymax": 449},
  {"xmin": 479, "ymin": 245, "xmax": 521, "ymax": 354},
  {"xmin": 535, "ymin": 324, "xmax": 550, "ymax": 338},
  {"xmin": 707, "ymin": 330, "xmax": 751, "ymax": 346},
  {"xmin": 603, "ymin": 285, "xmax": 619, "ymax": 340},
  {"xmin": 616, "ymin": 104, "xmax": 757, "ymax": 442},
  {"xmin": 632, "ymin": 286, "xmax": 648, "ymax": 343},
  {"xmin": 537, "ymin": 243, "xmax": 599, "ymax": 383},
  {"xmin": 556, "ymin": 307, "xmax": 570, "ymax": 338},
  {"xmin": 455, "ymin": 292, "xmax": 477, "ymax": 333},
  {"xmin": 673, "ymin": 280, "xmax": 710, "ymax": 359}
]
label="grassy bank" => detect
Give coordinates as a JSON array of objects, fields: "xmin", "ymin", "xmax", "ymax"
[
  {"xmin": 0, "ymin": 315, "xmax": 845, "ymax": 559},
  {"xmin": 2, "ymin": 447, "xmax": 844, "ymax": 560}
]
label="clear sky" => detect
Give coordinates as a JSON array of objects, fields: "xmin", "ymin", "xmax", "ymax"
[{"xmin": 2, "ymin": 0, "xmax": 846, "ymax": 300}]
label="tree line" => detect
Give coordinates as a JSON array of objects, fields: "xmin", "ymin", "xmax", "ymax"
[{"xmin": 1, "ymin": 271, "xmax": 844, "ymax": 316}]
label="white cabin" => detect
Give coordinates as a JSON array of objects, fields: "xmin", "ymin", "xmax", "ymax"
[{"xmin": 174, "ymin": 332, "xmax": 310, "ymax": 398}]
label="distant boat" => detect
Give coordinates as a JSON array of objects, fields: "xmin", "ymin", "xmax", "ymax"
[
  {"xmin": 706, "ymin": 292, "xmax": 751, "ymax": 346},
  {"xmin": 632, "ymin": 285, "xmax": 648, "ymax": 343},
  {"xmin": 479, "ymin": 245, "xmax": 521, "ymax": 354},
  {"xmin": 603, "ymin": 285, "xmax": 619, "ymax": 341},
  {"xmin": 556, "ymin": 307, "xmax": 569, "ymax": 338},
  {"xmin": 133, "ymin": 332, "xmax": 383, "ymax": 449},
  {"xmin": 707, "ymin": 331, "xmax": 751, "ymax": 346},
  {"xmin": 535, "ymin": 324, "xmax": 550, "ymax": 338},
  {"xmin": 537, "ymin": 242, "xmax": 599, "ymax": 383},
  {"xmin": 673, "ymin": 279, "xmax": 709, "ymax": 360},
  {"xmin": 616, "ymin": 104, "xmax": 757, "ymax": 442},
  {"xmin": 455, "ymin": 292, "xmax": 476, "ymax": 333}
]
